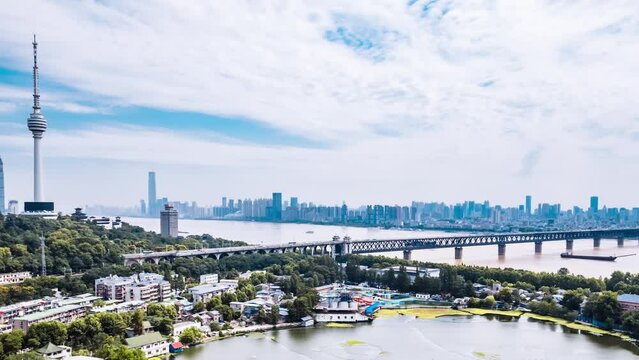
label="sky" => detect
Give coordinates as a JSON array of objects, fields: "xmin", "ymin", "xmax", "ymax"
[{"xmin": 0, "ymin": 0, "xmax": 638, "ymax": 212}]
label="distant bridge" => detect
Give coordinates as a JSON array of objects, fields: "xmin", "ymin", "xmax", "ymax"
[{"xmin": 123, "ymin": 228, "xmax": 639, "ymax": 266}]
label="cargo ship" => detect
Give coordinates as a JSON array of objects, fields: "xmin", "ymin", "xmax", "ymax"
[
  {"xmin": 560, "ymin": 252, "xmax": 616, "ymax": 261},
  {"xmin": 560, "ymin": 252, "xmax": 636, "ymax": 261}
]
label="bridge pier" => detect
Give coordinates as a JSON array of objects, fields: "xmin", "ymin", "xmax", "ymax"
[
  {"xmin": 566, "ymin": 240, "xmax": 573, "ymax": 251},
  {"xmin": 403, "ymin": 250, "xmax": 412, "ymax": 261},
  {"xmin": 594, "ymin": 236, "xmax": 601, "ymax": 248},
  {"xmin": 454, "ymin": 247, "xmax": 463, "ymax": 260},
  {"xmin": 534, "ymin": 241, "xmax": 542, "ymax": 254},
  {"xmin": 497, "ymin": 243, "xmax": 506, "ymax": 257},
  {"xmin": 618, "ymin": 237, "xmax": 625, "ymax": 247}
]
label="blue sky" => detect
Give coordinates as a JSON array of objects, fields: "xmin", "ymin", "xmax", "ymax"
[{"xmin": 1, "ymin": 0, "xmax": 639, "ymax": 211}]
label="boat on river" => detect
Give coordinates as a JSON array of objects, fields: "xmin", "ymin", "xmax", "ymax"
[{"xmin": 560, "ymin": 252, "xmax": 636, "ymax": 261}]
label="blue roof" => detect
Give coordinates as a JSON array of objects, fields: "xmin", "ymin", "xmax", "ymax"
[{"xmin": 618, "ymin": 293, "xmax": 639, "ymax": 304}]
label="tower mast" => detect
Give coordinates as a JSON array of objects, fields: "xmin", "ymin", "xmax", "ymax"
[{"xmin": 27, "ymin": 34, "xmax": 47, "ymax": 203}]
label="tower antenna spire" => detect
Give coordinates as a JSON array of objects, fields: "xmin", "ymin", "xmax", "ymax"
[{"xmin": 32, "ymin": 34, "xmax": 40, "ymax": 113}]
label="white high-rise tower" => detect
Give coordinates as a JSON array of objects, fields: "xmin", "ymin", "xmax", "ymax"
[{"xmin": 27, "ymin": 35, "xmax": 47, "ymax": 202}]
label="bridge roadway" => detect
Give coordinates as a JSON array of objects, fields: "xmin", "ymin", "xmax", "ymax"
[{"xmin": 123, "ymin": 228, "xmax": 639, "ymax": 265}]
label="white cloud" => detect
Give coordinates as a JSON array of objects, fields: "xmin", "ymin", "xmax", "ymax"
[{"xmin": 1, "ymin": 1, "xmax": 639, "ymax": 209}]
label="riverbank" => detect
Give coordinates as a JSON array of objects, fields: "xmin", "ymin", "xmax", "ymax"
[{"xmin": 377, "ymin": 307, "xmax": 632, "ymax": 340}]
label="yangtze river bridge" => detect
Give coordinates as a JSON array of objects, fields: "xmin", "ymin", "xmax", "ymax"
[{"xmin": 123, "ymin": 228, "xmax": 639, "ymax": 266}]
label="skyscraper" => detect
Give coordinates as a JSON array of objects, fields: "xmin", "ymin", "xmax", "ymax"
[
  {"xmin": 160, "ymin": 204, "xmax": 178, "ymax": 237},
  {"xmin": 0, "ymin": 157, "xmax": 4, "ymax": 214},
  {"xmin": 525, "ymin": 195, "xmax": 532, "ymax": 216},
  {"xmin": 272, "ymin": 192, "xmax": 282, "ymax": 220},
  {"xmin": 290, "ymin": 197, "xmax": 298, "ymax": 210},
  {"xmin": 24, "ymin": 35, "xmax": 54, "ymax": 213},
  {"xmin": 148, "ymin": 171, "xmax": 156, "ymax": 216},
  {"xmin": 590, "ymin": 196, "xmax": 599, "ymax": 215}
]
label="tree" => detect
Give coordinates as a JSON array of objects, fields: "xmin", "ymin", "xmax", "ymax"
[
  {"xmin": 25, "ymin": 321, "xmax": 67, "ymax": 349},
  {"xmin": 209, "ymin": 322, "xmax": 221, "ymax": 332},
  {"xmin": 193, "ymin": 301, "xmax": 206, "ymax": 313},
  {"xmin": 395, "ymin": 266, "xmax": 411, "ymax": 293},
  {"xmin": 130, "ymin": 309, "xmax": 145, "ymax": 336},
  {"xmin": 482, "ymin": 296, "xmax": 496, "ymax": 309},
  {"xmin": 96, "ymin": 312, "xmax": 127, "ymax": 337},
  {"xmin": 557, "ymin": 268, "xmax": 570, "ymax": 276},
  {"xmin": 68, "ymin": 315, "xmax": 103, "ymax": 349},
  {"xmin": 269, "ymin": 305, "xmax": 281, "ymax": 325},
  {"xmin": 583, "ymin": 291, "xmax": 621, "ymax": 330},
  {"xmin": 255, "ymin": 306, "xmax": 268, "ymax": 324},
  {"xmin": 179, "ymin": 327, "xmax": 204, "ymax": 345},
  {"xmin": 622, "ymin": 311, "xmax": 639, "ymax": 338},
  {"xmin": 96, "ymin": 344, "xmax": 145, "ymax": 360},
  {"xmin": 495, "ymin": 288, "xmax": 514, "ymax": 304},
  {"xmin": 1, "ymin": 330, "xmax": 25, "ymax": 355},
  {"xmin": 561, "ymin": 290, "xmax": 584, "ymax": 312},
  {"xmin": 5, "ymin": 352, "xmax": 44, "ymax": 360}
]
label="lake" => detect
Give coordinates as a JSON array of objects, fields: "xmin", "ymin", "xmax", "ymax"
[{"xmin": 176, "ymin": 315, "xmax": 639, "ymax": 359}]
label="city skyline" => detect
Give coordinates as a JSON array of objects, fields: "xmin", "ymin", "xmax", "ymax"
[{"xmin": 1, "ymin": 2, "xmax": 639, "ymax": 210}]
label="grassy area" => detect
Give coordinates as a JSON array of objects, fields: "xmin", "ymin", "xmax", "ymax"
[
  {"xmin": 325, "ymin": 322, "xmax": 355, "ymax": 328},
  {"xmin": 377, "ymin": 308, "xmax": 468, "ymax": 319},
  {"xmin": 463, "ymin": 308, "xmax": 523, "ymax": 317},
  {"xmin": 522, "ymin": 313, "xmax": 631, "ymax": 340}
]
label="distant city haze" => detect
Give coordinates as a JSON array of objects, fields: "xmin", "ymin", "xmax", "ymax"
[{"xmin": 1, "ymin": 2, "xmax": 639, "ymax": 211}]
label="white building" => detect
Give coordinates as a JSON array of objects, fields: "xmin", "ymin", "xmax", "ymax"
[
  {"xmin": 12, "ymin": 305, "xmax": 86, "ymax": 332},
  {"xmin": 189, "ymin": 283, "xmax": 232, "ymax": 303},
  {"xmin": 199, "ymin": 274, "xmax": 219, "ymax": 284},
  {"xmin": 0, "ymin": 272, "xmax": 32, "ymax": 285},
  {"xmin": 374, "ymin": 266, "xmax": 440, "ymax": 283},
  {"xmin": 125, "ymin": 332, "xmax": 168, "ymax": 358},
  {"xmin": 96, "ymin": 273, "xmax": 170, "ymax": 303},
  {"xmin": 172, "ymin": 321, "xmax": 200, "ymax": 338},
  {"xmin": 95, "ymin": 275, "xmax": 136, "ymax": 301}
]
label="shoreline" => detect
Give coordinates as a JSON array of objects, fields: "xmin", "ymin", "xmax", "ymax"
[{"xmin": 377, "ymin": 307, "xmax": 633, "ymax": 341}]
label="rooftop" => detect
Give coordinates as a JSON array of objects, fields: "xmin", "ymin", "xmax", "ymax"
[
  {"xmin": 14, "ymin": 305, "xmax": 82, "ymax": 322},
  {"xmin": 126, "ymin": 332, "xmax": 166, "ymax": 348},
  {"xmin": 618, "ymin": 293, "xmax": 639, "ymax": 304}
]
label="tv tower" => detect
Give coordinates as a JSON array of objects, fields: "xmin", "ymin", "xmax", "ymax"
[{"xmin": 27, "ymin": 34, "xmax": 47, "ymax": 203}]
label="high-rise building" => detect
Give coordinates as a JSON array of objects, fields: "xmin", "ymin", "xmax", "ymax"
[
  {"xmin": 272, "ymin": 192, "xmax": 282, "ymax": 220},
  {"xmin": 160, "ymin": 204, "xmax": 178, "ymax": 237},
  {"xmin": 147, "ymin": 171, "xmax": 156, "ymax": 216},
  {"xmin": 140, "ymin": 199, "xmax": 146, "ymax": 216},
  {"xmin": 590, "ymin": 196, "xmax": 599, "ymax": 215},
  {"xmin": 290, "ymin": 197, "xmax": 298, "ymax": 209},
  {"xmin": 525, "ymin": 195, "xmax": 532, "ymax": 216},
  {"xmin": 24, "ymin": 35, "xmax": 54, "ymax": 213},
  {"xmin": 0, "ymin": 157, "xmax": 4, "ymax": 214}
]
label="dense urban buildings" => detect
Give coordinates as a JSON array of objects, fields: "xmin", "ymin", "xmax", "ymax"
[
  {"xmin": 95, "ymin": 273, "xmax": 171, "ymax": 303},
  {"xmin": 160, "ymin": 204, "xmax": 179, "ymax": 237},
  {"xmin": 122, "ymin": 173, "xmax": 636, "ymax": 232}
]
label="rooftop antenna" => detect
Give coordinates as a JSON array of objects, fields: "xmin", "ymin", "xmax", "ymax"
[{"xmin": 40, "ymin": 234, "xmax": 46, "ymax": 276}]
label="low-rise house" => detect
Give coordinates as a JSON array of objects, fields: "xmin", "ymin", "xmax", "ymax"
[
  {"xmin": 125, "ymin": 332, "xmax": 168, "ymax": 358},
  {"xmin": 36, "ymin": 343, "xmax": 71, "ymax": 360},
  {"xmin": 190, "ymin": 310, "xmax": 221, "ymax": 326},
  {"xmin": 619, "ymin": 294, "xmax": 639, "ymax": 312},
  {"xmin": 12, "ymin": 305, "xmax": 86, "ymax": 332},
  {"xmin": 0, "ymin": 271, "xmax": 32, "ymax": 285},
  {"xmin": 172, "ymin": 321, "xmax": 200, "ymax": 338},
  {"xmin": 189, "ymin": 283, "xmax": 233, "ymax": 303}
]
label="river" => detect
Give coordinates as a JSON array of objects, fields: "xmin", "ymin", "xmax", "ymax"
[
  {"xmin": 121, "ymin": 217, "xmax": 639, "ymax": 278},
  {"xmin": 175, "ymin": 315, "xmax": 638, "ymax": 359}
]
